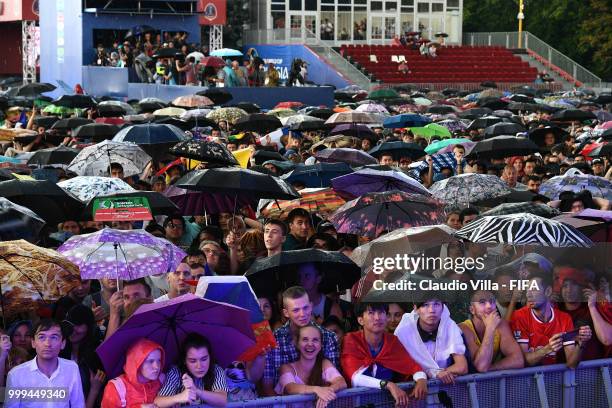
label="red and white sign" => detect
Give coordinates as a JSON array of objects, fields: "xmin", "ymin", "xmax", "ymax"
[{"xmin": 198, "ymin": 0, "xmax": 226, "ymax": 26}]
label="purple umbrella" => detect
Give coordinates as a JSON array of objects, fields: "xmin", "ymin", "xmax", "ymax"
[
  {"xmin": 331, "ymin": 168, "xmax": 431, "ymax": 199},
  {"xmin": 57, "ymin": 228, "xmax": 186, "ymax": 280},
  {"xmin": 595, "ymin": 110, "xmax": 612, "ymax": 123},
  {"xmin": 329, "ymin": 124, "xmax": 376, "ymax": 139},
  {"xmin": 314, "ymin": 148, "xmax": 378, "ymax": 167},
  {"xmin": 96, "ymin": 294, "xmax": 255, "ymax": 377},
  {"xmin": 164, "ymin": 185, "xmax": 253, "ymax": 215}
]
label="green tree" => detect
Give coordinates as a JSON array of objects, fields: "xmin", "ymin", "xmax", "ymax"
[{"xmin": 578, "ymin": 0, "xmax": 612, "ymax": 80}]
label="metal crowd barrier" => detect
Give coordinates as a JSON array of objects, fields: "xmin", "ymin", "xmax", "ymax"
[{"xmin": 218, "ymin": 358, "xmax": 612, "ymax": 408}]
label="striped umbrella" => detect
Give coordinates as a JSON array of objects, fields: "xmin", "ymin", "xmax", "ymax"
[{"xmin": 455, "ymin": 213, "xmax": 593, "ymax": 247}]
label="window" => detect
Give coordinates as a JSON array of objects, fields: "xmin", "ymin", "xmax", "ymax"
[
  {"xmin": 385, "ymin": 2, "xmax": 397, "ymax": 11},
  {"xmin": 289, "ymin": 0, "xmax": 301, "ymax": 11},
  {"xmin": 432, "ymin": 3, "xmax": 443, "ymax": 12},
  {"xmin": 417, "ymin": 2, "xmax": 429, "ymax": 12},
  {"xmin": 321, "ymin": 11, "xmax": 335, "ymax": 40},
  {"xmin": 354, "ymin": 11, "xmax": 367, "ymax": 40},
  {"xmin": 272, "ymin": 11, "xmax": 286, "ymax": 29},
  {"xmin": 447, "ymin": 0, "xmax": 459, "ymax": 7},
  {"xmin": 305, "ymin": 0, "xmax": 317, "ymax": 11},
  {"xmin": 371, "ymin": 1, "xmax": 383, "ymax": 10}
]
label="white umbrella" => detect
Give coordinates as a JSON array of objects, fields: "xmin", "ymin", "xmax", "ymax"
[{"xmin": 67, "ymin": 140, "xmax": 151, "ymax": 177}]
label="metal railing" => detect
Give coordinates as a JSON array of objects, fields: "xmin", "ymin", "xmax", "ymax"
[
  {"xmin": 219, "ymin": 358, "xmax": 612, "ymax": 408},
  {"xmin": 374, "ymin": 82, "xmax": 563, "ymax": 92},
  {"xmin": 243, "ymin": 29, "xmax": 373, "ymax": 90},
  {"xmin": 463, "ymin": 32, "xmax": 602, "ymax": 88}
]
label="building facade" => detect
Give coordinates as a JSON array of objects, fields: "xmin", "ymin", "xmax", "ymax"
[{"xmin": 248, "ymin": 0, "xmax": 462, "ymax": 45}]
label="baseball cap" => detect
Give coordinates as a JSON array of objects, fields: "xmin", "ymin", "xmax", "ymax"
[{"xmin": 592, "ymin": 158, "xmax": 603, "ymax": 165}]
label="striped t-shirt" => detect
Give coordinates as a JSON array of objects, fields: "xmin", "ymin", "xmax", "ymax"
[{"xmin": 158, "ymin": 365, "xmax": 229, "ymax": 403}]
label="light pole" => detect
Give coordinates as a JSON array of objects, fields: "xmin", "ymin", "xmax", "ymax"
[{"xmin": 517, "ymin": 0, "xmax": 525, "ymax": 48}]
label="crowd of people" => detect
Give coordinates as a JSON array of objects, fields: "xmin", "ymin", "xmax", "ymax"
[{"xmin": 0, "ymin": 82, "xmax": 611, "ymax": 407}]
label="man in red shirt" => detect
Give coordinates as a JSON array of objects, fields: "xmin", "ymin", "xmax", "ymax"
[{"xmin": 510, "ymin": 272, "xmax": 592, "ymax": 368}]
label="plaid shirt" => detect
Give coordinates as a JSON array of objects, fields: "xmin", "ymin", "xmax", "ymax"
[{"xmin": 264, "ymin": 321, "xmax": 340, "ymax": 385}]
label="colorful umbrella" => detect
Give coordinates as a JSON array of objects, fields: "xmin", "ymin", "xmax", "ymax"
[
  {"xmin": 67, "ymin": 140, "xmax": 152, "ymax": 177},
  {"xmin": 455, "ymin": 213, "xmax": 593, "ymax": 248},
  {"xmin": 58, "ymin": 228, "xmax": 186, "ymax": 280},
  {"xmin": 430, "ymin": 174, "xmax": 511, "ymax": 206},
  {"xmin": 331, "ymin": 168, "xmax": 430, "ymax": 199},
  {"xmin": 260, "ymin": 188, "xmax": 345, "ymax": 219},
  {"xmin": 425, "ymin": 138, "xmax": 471, "ymax": 155},
  {"xmin": 206, "ymin": 107, "xmax": 249, "ymax": 125},
  {"xmin": 0, "ymin": 240, "xmax": 81, "ymax": 318},
  {"xmin": 170, "ymin": 139, "xmax": 238, "ymax": 166},
  {"xmin": 97, "ymin": 294, "xmax": 255, "ymax": 377},
  {"xmin": 436, "ymin": 119, "xmax": 468, "ymax": 133},
  {"xmin": 355, "ymin": 103, "xmax": 389, "ymax": 115},
  {"xmin": 172, "ymin": 95, "xmax": 214, "ymax": 108},
  {"xmin": 539, "ymin": 173, "xmax": 612, "ymax": 200},
  {"xmin": 58, "ymin": 176, "xmax": 135, "ymax": 202},
  {"xmin": 325, "ymin": 112, "xmax": 384, "ymax": 125},
  {"xmin": 329, "ymin": 190, "xmax": 445, "ymax": 238},
  {"xmin": 164, "ymin": 185, "xmax": 253, "ymax": 215}
]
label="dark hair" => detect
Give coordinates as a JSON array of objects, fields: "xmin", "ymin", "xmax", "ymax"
[
  {"xmin": 526, "ymin": 175, "xmax": 541, "ymax": 183},
  {"xmin": 282, "ymin": 286, "xmax": 308, "ymax": 308},
  {"xmin": 123, "ymin": 278, "xmax": 152, "ymax": 297},
  {"xmin": 258, "ymin": 295, "xmax": 280, "ymax": 326},
  {"xmin": 178, "ymin": 333, "xmax": 216, "ymax": 391},
  {"xmin": 264, "ymin": 218, "xmax": 288, "ymax": 236},
  {"xmin": 33, "ymin": 318, "xmax": 66, "ymax": 339},
  {"xmin": 322, "ymin": 315, "xmax": 344, "ymax": 331},
  {"xmin": 459, "ymin": 207, "xmax": 479, "ymax": 223},
  {"xmin": 60, "ymin": 305, "xmax": 102, "ymax": 371},
  {"xmin": 306, "ymin": 233, "xmax": 339, "ymax": 251},
  {"xmin": 355, "ymin": 302, "xmax": 388, "ymax": 318},
  {"xmin": 388, "ymin": 302, "xmax": 411, "ymax": 314},
  {"xmin": 108, "ymin": 162, "xmax": 124, "ymax": 172},
  {"xmin": 187, "ymin": 248, "xmax": 205, "ymax": 258},
  {"xmin": 529, "ymin": 270, "xmax": 553, "ymax": 291},
  {"xmin": 531, "ymin": 194, "xmax": 550, "ymax": 203},
  {"xmin": 145, "ymin": 223, "xmax": 165, "ymax": 236},
  {"xmin": 287, "ymin": 208, "xmax": 311, "ymax": 225},
  {"xmin": 199, "ymin": 225, "xmax": 224, "ymax": 242},
  {"xmin": 295, "ymin": 323, "xmax": 326, "ymax": 386},
  {"xmin": 163, "ymin": 215, "xmax": 186, "ymax": 229}
]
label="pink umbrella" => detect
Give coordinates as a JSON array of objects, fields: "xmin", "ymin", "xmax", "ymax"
[{"xmin": 97, "ymin": 294, "xmax": 256, "ymax": 377}]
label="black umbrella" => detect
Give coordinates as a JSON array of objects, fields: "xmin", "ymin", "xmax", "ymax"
[
  {"xmin": 27, "ymin": 146, "xmax": 79, "ymax": 166},
  {"xmin": 234, "ymin": 102, "xmax": 262, "ymax": 114},
  {"xmin": 480, "ymin": 81, "xmax": 497, "ymax": 88},
  {"xmin": 51, "ymin": 118, "xmax": 95, "ymax": 132},
  {"xmin": 478, "ymin": 97, "xmax": 508, "ymax": 110},
  {"xmin": 528, "ymin": 126, "xmax": 567, "ymax": 147},
  {"xmin": 52, "ymin": 94, "xmax": 97, "ymax": 109},
  {"xmin": 251, "ymin": 150, "xmax": 287, "ymax": 165},
  {"xmin": 467, "ymin": 116, "xmax": 511, "ymax": 130},
  {"xmin": 511, "ymin": 86, "xmax": 537, "ymax": 97},
  {"xmin": 458, "ymin": 108, "xmax": 493, "ymax": 120},
  {"xmin": 16, "ymin": 82, "xmax": 56, "ymax": 97},
  {"xmin": 138, "ymin": 98, "xmax": 167, "ymax": 113},
  {"xmin": 0, "ymin": 180, "xmax": 83, "ymax": 223},
  {"xmin": 0, "ymin": 169, "xmax": 21, "ymax": 181},
  {"xmin": 508, "ymin": 94, "xmax": 535, "ymax": 103},
  {"xmin": 602, "ymin": 128, "xmax": 612, "ymax": 141},
  {"xmin": 97, "ymin": 104, "xmax": 126, "ymax": 117},
  {"xmin": 427, "ymin": 105, "xmax": 458, "ymax": 115},
  {"xmin": 441, "ymin": 88, "xmax": 460, "ymax": 96},
  {"xmin": 0, "ymin": 197, "xmax": 46, "ymax": 242},
  {"xmin": 245, "ymin": 249, "xmax": 360, "ymax": 297},
  {"xmin": 282, "ymin": 163, "xmax": 354, "ymax": 188},
  {"xmin": 329, "ymin": 124, "xmax": 376, "ymax": 139},
  {"xmin": 176, "ymin": 167, "xmax": 299, "ymax": 200},
  {"xmin": 151, "ymin": 48, "xmax": 182, "ymax": 59},
  {"xmin": 196, "ymin": 89, "xmax": 233, "ymax": 105},
  {"xmin": 32, "ymin": 116, "xmax": 60, "ymax": 129},
  {"xmin": 551, "ymin": 109, "xmax": 596, "ymax": 122},
  {"xmin": 483, "ymin": 122, "xmax": 526, "ymax": 137},
  {"xmin": 467, "ymin": 136, "xmax": 539, "ymax": 160},
  {"xmin": 308, "ymin": 108, "xmax": 335, "ymax": 120},
  {"xmin": 476, "ymin": 189, "xmax": 537, "ymax": 207},
  {"xmin": 233, "ymin": 113, "xmax": 282, "ymax": 134},
  {"xmin": 83, "ymin": 191, "xmax": 178, "ymax": 220},
  {"xmin": 170, "ymin": 140, "xmax": 239, "ymax": 166},
  {"xmin": 368, "ymin": 141, "xmax": 426, "ymax": 161},
  {"xmin": 72, "ymin": 123, "xmax": 120, "ymax": 141},
  {"xmin": 507, "ymin": 102, "xmax": 539, "ymax": 113}
]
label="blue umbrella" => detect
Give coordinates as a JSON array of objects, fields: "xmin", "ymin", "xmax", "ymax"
[
  {"xmin": 210, "ymin": 48, "xmax": 243, "ymax": 57},
  {"xmin": 383, "ymin": 114, "xmax": 431, "ymax": 129},
  {"xmin": 282, "ymin": 163, "xmax": 353, "ymax": 188},
  {"xmin": 539, "ymin": 173, "xmax": 612, "ymax": 200}
]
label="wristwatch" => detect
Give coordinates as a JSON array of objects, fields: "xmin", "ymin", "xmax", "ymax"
[{"xmin": 380, "ymin": 380, "xmax": 388, "ymax": 390}]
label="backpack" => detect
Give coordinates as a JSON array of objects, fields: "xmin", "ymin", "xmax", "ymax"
[{"xmin": 110, "ymin": 373, "xmax": 166, "ymax": 408}]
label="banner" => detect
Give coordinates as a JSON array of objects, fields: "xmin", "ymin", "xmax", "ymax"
[
  {"xmin": 93, "ymin": 197, "xmax": 153, "ymax": 222},
  {"xmin": 198, "ymin": 0, "xmax": 226, "ymax": 25}
]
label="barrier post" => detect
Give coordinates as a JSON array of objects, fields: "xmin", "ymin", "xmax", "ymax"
[
  {"xmin": 467, "ymin": 382, "xmax": 480, "ymax": 408},
  {"xmin": 562, "ymin": 368, "xmax": 576, "ymax": 408},
  {"xmin": 534, "ymin": 372, "xmax": 550, "ymax": 408},
  {"xmin": 498, "ymin": 377, "xmax": 506, "ymax": 408},
  {"xmin": 601, "ymin": 365, "xmax": 612, "ymax": 408}
]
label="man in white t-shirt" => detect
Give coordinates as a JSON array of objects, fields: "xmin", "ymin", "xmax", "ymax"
[
  {"xmin": 154, "ymin": 258, "xmax": 193, "ymax": 302},
  {"xmin": 5, "ymin": 319, "xmax": 85, "ymax": 408}
]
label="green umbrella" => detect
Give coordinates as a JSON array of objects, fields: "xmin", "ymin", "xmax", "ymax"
[
  {"xmin": 42, "ymin": 104, "xmax": 80, "ymax": 115},
  {"xmin": 425, "ymin": 137, "xmax": 471, "ymax": 154},
  {"xmin": 34, "ymin": 99, "xmax": 52, "ymax": 108},
  {"xmin": 368, "ymin": 88, "xmax": 400, "ymax": 101},
  {"xmin": 410, "ymin": 123, "xmax": 452, "ymax": 139}
]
